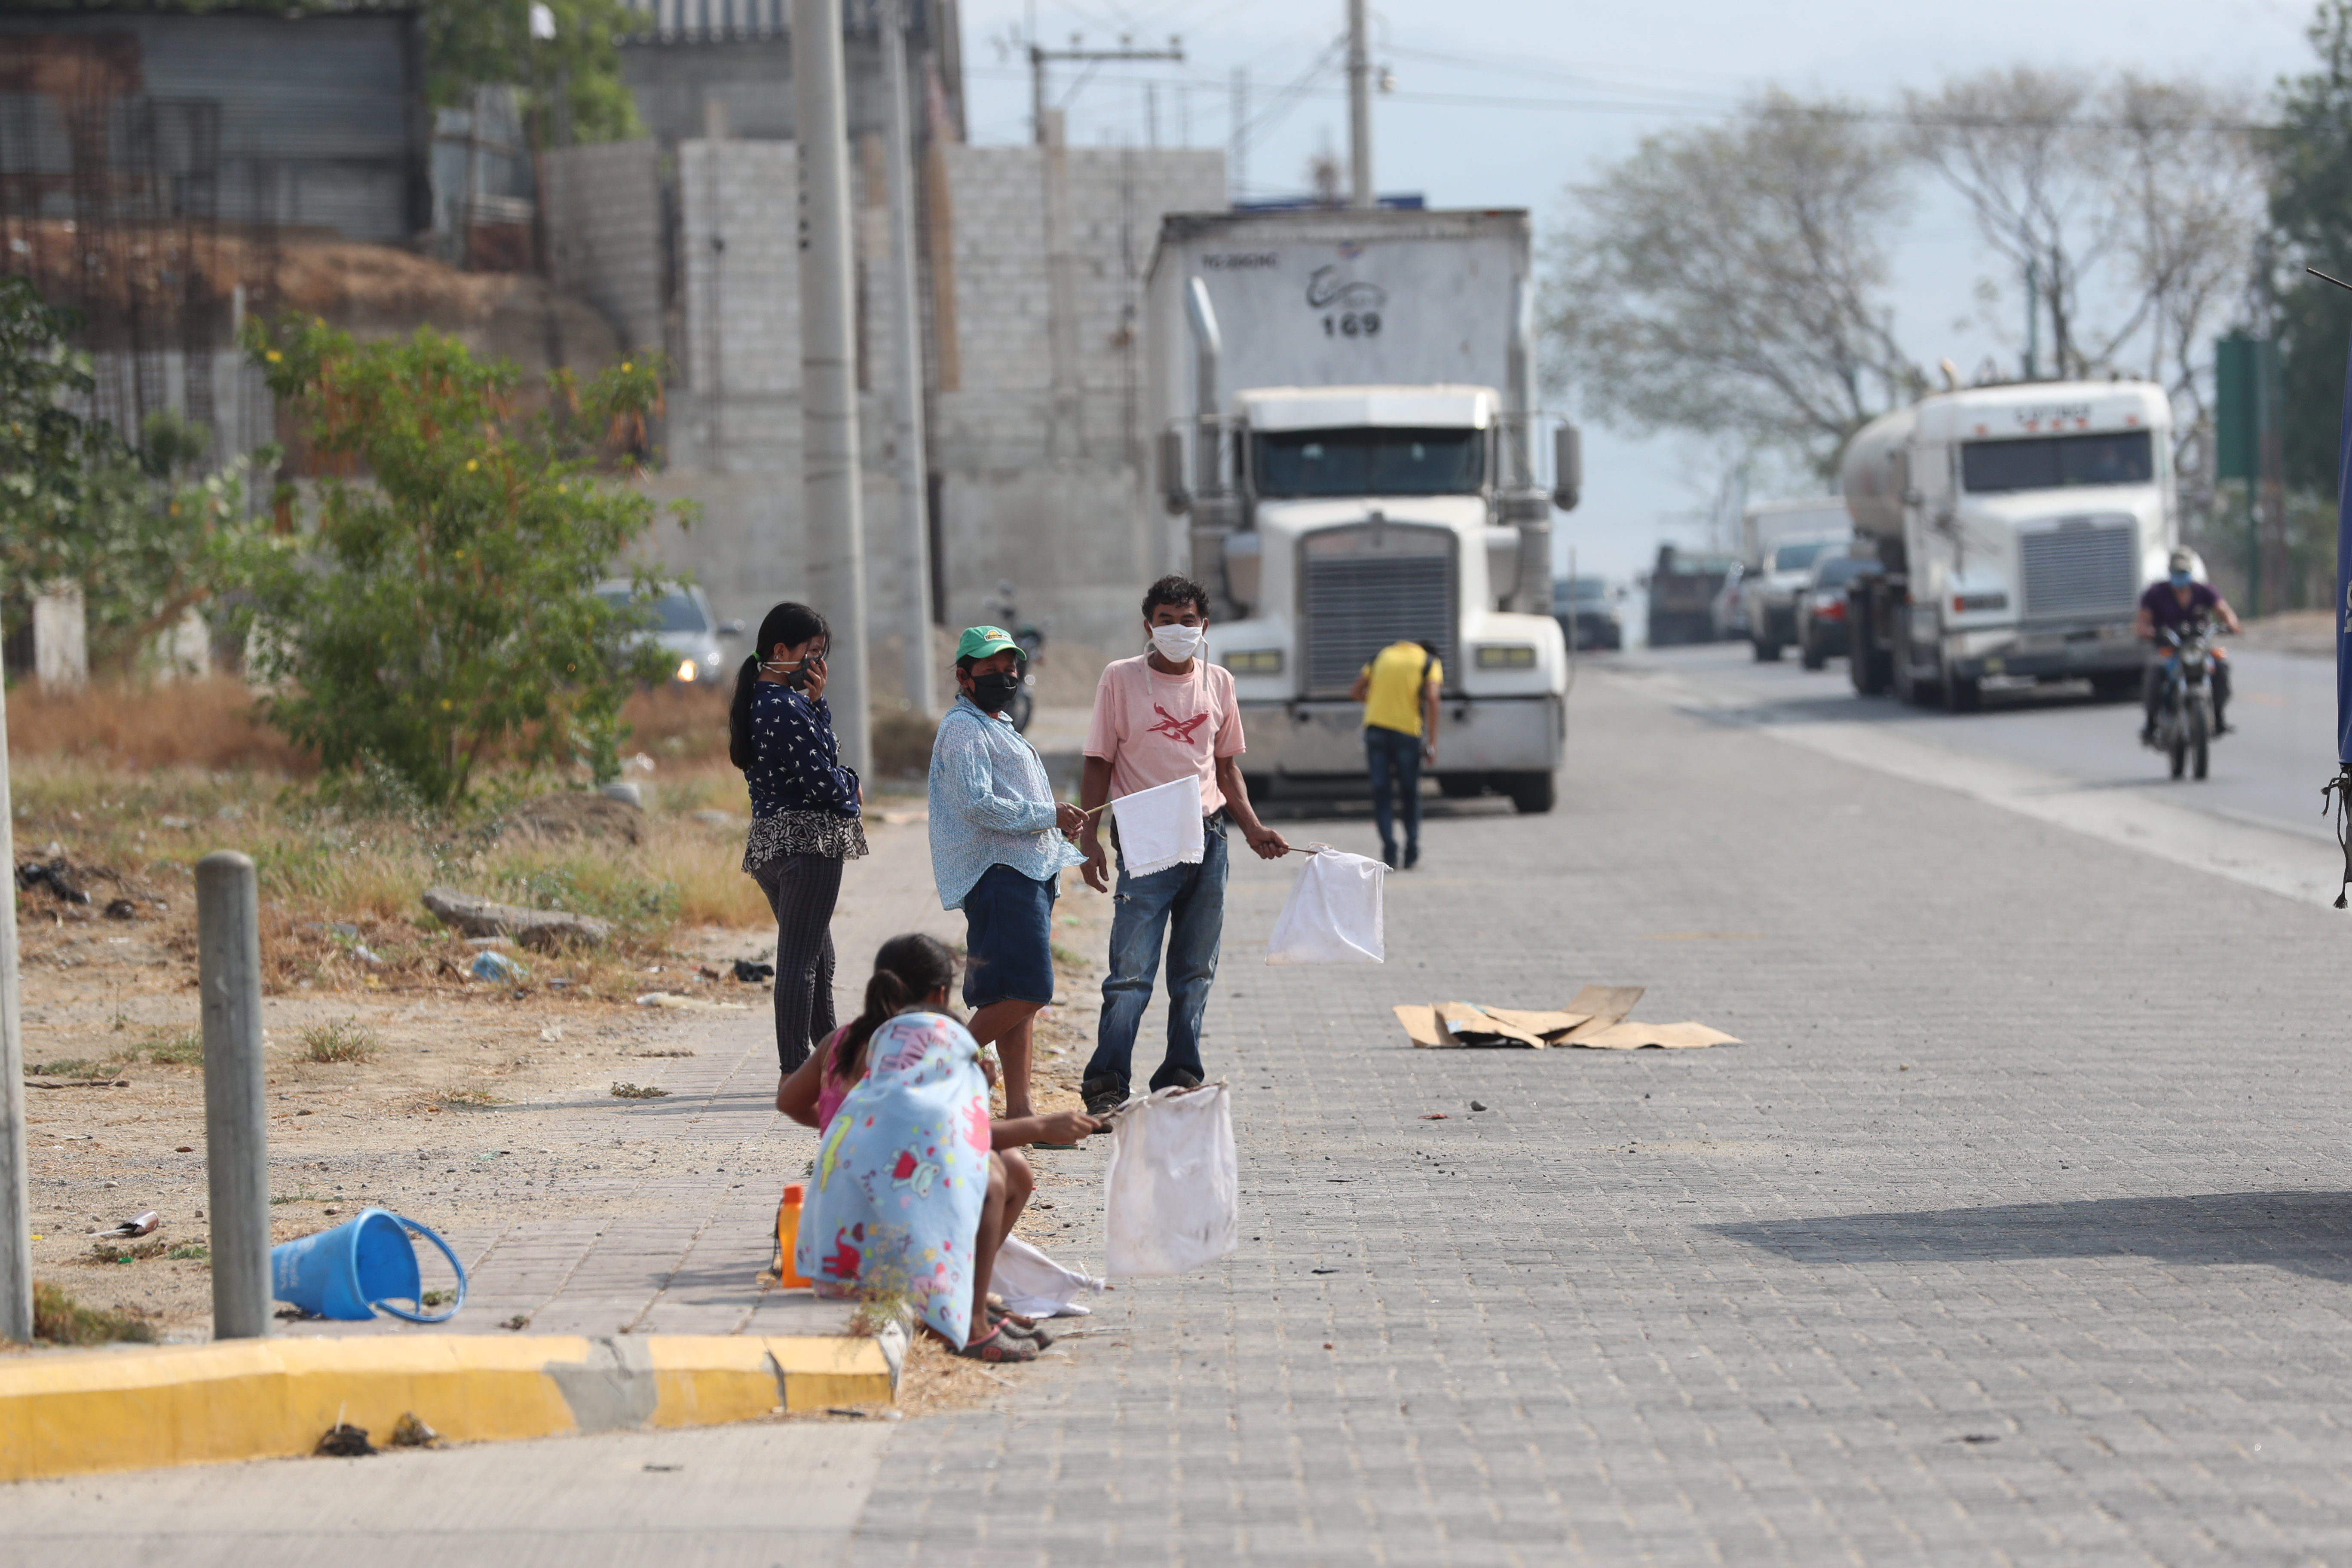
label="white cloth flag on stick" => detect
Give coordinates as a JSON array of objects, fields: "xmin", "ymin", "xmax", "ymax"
[{"xmin": 1108, "ymin": 774, "xmax": 1204, "ymax": 877}]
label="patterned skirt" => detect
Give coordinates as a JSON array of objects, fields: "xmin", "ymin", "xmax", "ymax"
[{"xmin": 742, "ymin": 810, "xmax": 870, "ymax": 873}]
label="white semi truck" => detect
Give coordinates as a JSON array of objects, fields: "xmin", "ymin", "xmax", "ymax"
[
  {"xmin": 1839, "ymin": 380, "xmax": 2176, "ymax": 710},
  {"xmin": 1144, "ymin": 208, "xmax": 1577, "ymax": 813}
]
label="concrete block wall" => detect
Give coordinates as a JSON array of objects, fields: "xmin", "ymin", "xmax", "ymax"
[
  {"xmin": 542, "ymin": 140, "xmax": 666, "ymax": 356},
  {"xmin": 676, "ymin": 140, "xmax": 802, "ymax": 414}
]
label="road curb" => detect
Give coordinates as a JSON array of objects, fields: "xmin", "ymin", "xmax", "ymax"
[{"xmin": 0, "ymin": 1332, "xmax": 895, "ymax": 1482}]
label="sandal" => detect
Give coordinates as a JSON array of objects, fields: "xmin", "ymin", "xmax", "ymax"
[
  {"xmin": 988, "ymin": 1307, "xmax": 1054, "ymax": 1348},
  {"xmin": 952, "ymin": 1327, "xmax": 1039, "ymax": 1363}
]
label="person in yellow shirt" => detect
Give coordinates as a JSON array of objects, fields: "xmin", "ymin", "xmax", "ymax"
[{"xmin": 1348, "ymin": 640, "xmax": 1441, "ymax": 870}]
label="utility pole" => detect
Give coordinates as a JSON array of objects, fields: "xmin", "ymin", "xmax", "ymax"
[
  {"xmin": 1026, "ymin": 34, "xmax": 1182, "ymax": 464},
  {"xmin": 0, "ymin": 670, "xmax": 28, "ymax": 1343},
  {"xmin": 1347, "ymin": 0, "xmax": 1373, "ymax": 209},
  {"xmin": 1026, "ymin": 36, "xmax": 1185, "ymax": 145},
  {"xmin": 1231, "ymin": 66, "xmax": 1249, "ymax": 203},
  {"xmin": 793, "ymin": 0, "xmax": 870, "ymax": 774},
  {"xmin": 879, "ymin": 0, "xmax": 934, "ymax": 715}
]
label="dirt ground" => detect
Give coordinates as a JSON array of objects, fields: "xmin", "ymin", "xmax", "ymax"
[{"xmin": 13, "ymin": 854, "xmax": 1109, "ymax": 1348}]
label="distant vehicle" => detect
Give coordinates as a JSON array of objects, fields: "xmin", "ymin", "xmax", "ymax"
[
  {"xmin": 596, "ymin": 581, "xmax": 740, "ymax": 687},
  {"xmin": 1709, "ymin": 564, "xmax": 1749, "ymax": 641},
  {"xmin": 1152, "ymin": 206, "xmax": 1575, "ymax": 815},
  {"xmin": 1741, "ymin": 497, "xmax": 1850, "ymax": 567},
  {"xmin": 980, "ymin": 579, "xmax": 1051, "ymax": 733},
  {"xmin": 1794, "ymin": 552, "xmax": 1880, "ymax": 669},
  {"xmin": 1741, "ymin": 535, "xmax": 1850, "ymax": 662},
  {"xmin": 1647, "ymin": 545, "xmax": 1741, "ymax": 647},
  {"xmin": 1554, "ymin": 576, "xmax": 1622, "ymax": 650},
  {"xmin": 2146, "ymin": 620, "xmax": 2220, "ymax": 779},
  {"xmin": 1841, "ymin": 380, "xmax": 2174, "ymax": 711}
]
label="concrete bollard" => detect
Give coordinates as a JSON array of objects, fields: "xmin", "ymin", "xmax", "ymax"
[{"xmin": 197, "ymin": 851, "xmax": 270, "ymax": 1339}]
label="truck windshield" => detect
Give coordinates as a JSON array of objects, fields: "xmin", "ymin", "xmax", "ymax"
[
  {"xmin": 1960, "ymin": 430, "xmax": 2153, "ymax": 493},
  {"xmin": 1772, "ymin": 541, "xmax": 1838, "ymax": 573},
  {"xmin": 1253, "ymin": 428, "xmax": 1484, "ymax": 497}
]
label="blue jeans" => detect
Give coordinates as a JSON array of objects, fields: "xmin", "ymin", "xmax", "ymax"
[
  {"xmin": 1084, "ymin": 818, "xmax": 1229, "ymax": 1093},
  {"xmin": 1366, "ymin": 725, "xmax": 1423, "ymax": 857}
]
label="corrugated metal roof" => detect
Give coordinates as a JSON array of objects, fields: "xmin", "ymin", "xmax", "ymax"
[{"xmin": 619, "ymin": 0, "xmax": 947, "ymax": 44}]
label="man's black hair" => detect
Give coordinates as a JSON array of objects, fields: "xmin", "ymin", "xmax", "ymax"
[{"xmin": 1141, "ymin": 573, "xmax": 1210, "ymax": 622}]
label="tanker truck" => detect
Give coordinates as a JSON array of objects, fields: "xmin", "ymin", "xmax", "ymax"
[
  {"xmin": 1839, "ymin": 380, "xmax": 2175, "ymax": 710},
  {"xmin": 1145, "ymin": 208, "xmax": 1577, "ymax": 813}
]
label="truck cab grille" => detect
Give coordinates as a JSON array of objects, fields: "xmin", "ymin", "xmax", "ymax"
[
  {"xmin": 1299, "ymin": 523, "xmax": 1456, "ymax": 697},
  {"xmin": 2019, "ymin": 517, "xmax": 2138, "ymax": 622}
]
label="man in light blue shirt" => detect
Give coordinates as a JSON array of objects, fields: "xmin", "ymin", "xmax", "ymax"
[{"xmin": 930, "ymin": 625, "xmax": 1085, "ymax": 1121}]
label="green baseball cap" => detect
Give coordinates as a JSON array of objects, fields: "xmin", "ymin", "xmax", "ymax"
[{"xmin": 956, "ymin": 625, "xmax": 1025, "ymax": 662}]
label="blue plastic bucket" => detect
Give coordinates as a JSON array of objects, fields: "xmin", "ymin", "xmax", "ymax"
[{"xmin": 270, "ymin": 1208, "xmax": 467, "ymax": 1323}]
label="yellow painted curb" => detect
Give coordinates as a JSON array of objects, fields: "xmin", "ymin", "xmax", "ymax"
[{"xmin": 0, "ymin": 1333, "xmax": 894, "ymax": 1483}]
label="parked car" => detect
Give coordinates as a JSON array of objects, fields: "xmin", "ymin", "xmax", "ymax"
[
  {"xmin": 1709, "ymin": 564, "xmax": 1750, "ymax": 641},
  {"xmin": 1794, "ymin": 552, "xmax": 1882, "ymax": 670},
  {"xmin": 1741, "ymin": 535, "xmax": 1850, "ymax": 661},
  {"xmin": 1553, "ymin": 576, "xmax": 1623, "ymax": 651},
  {"xmin": 595, "ymin": 581, "xmax": 742, "ymax": 686}
]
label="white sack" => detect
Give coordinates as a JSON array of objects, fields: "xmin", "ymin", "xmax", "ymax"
[
  {"xmin": 1109, "ymin": 774, "xmax": 1204, "ymax": 877},
  {"xmin": 1102, "ymin": 1083, "xmax": 1238, "ymax": 1277},
  {"xmin": 1265, "ymin": 846, "xmax": 1386, "ymax": 965},
  {"xmin": 991, "ymin": 1234, "xmax": 1106, "ymax": 1318}
]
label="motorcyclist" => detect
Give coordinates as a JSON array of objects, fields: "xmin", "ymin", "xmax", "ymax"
[{"xmin": 2136, "ymin": 547, "xmax": 2241, "ymax": 744}]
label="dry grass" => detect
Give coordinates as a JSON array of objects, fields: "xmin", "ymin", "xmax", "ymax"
[
  {"xmin": 8, "ymin": 676, "xmax": 314, "ymax": 773},
  {"xmin": 31, "ymin": 1280, "xmax": 156, "ymax": 1345},
  {"xmin": 299, "ymin": 1017, "xmax": 379, "ymax": 1063}
]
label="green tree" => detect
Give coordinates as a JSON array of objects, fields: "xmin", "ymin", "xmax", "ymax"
[
  {"xmin": 228, "ymin": 321, "xmax": 684, "ymax": 808},
  {"xmin": 0, "ymin": 275, "xmax": 112, "ymax": 584},
  {"xmin": 2268, "ymin": 0, "xmax": 2352, "ymax": 497},
  {"xmin": 0, "ymin": 276, "xmax": 263, "ymax": 674},
  {"xmin": 424, "ymin": 0, "xmax": 646, "ymax": 145}
]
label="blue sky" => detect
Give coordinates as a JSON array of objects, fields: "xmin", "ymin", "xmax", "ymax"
[{"xmin": 956, "ymin": 0, "xmax": 2318, "ymax": 579}]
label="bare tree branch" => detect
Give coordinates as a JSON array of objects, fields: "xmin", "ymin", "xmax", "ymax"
[{"xmin": 1542, "ymin": 91, "xmax": 1923, "ymax": 474}]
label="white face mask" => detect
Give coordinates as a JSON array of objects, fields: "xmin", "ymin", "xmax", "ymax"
[{"xmin": 1150, "ymin": 624, "xmax": 1204, "ymax": 662}]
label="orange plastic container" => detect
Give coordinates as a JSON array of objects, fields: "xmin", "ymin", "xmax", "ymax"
[{"xmin": 774, "ymin": 1182, "xmax": 811, "ymax": 1287}]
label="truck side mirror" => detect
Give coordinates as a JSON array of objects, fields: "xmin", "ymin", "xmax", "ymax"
[
  {"xmin": 1552, "ymin": 423, "xmax": 1582, "ymax": 513},
  {"xmin": 1158, "ymin": 429, "xmax": 1191, "ymax": 516}
]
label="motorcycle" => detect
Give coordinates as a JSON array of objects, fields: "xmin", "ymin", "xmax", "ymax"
[
  {"xmin": 980, "ymin": 580, "xmax": 1051, "ymax": 734},
  {"xmin": 2145, "ymin": 620, "xmax": 2220, "ymax": 781}
]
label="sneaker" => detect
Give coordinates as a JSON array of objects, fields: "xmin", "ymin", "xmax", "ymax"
[
  {"xmin": 1151, "ymin": 1068, "xmax": 1203, "ymax": 1094},
  {"xmin": 1380, "ymin": 843, "xmax": 1399, "ymax": 870},
  {"xmin": 1081, "ymin": 1075, "xmax": 1127, "ymax": 1117},
  {"xmin": 1403, "ymin": 842, "xmax": 1420, "ymax": 870}
]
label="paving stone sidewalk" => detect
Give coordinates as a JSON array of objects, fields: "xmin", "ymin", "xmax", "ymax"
[
  {"xmin": 853, "ymin": 667, "xmax": 2352, "ymax": 1565},
  {"xmin": 286, "ymin": 816, "xmax": 968, "ymax": 1341}
]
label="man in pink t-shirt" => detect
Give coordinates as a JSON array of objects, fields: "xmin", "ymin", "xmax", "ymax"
[{"xmin": 1075, "ymin": 574, "xmax": 1289, "ymax": 1115}]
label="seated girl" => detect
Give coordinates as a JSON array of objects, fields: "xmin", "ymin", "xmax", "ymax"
[{"xmin": 778, "ymin": 933, "xmax": 1099, "ymax": 1362}]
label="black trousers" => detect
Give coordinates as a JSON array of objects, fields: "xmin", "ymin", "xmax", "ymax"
[{"xmin": 750, "ymin": 853, "xmax": 843, "ymax": 1072}]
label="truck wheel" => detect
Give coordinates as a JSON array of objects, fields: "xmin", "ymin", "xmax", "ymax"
[
  {"xmin": 1849, "ymin": 607, "xmax": 1886, "ymax": 695},
  {"xmin": 1750, "ymin": 637, "xmax": 1770, "ymax": 662},
  {"xmin": 1800, "ymin": 639, "xmax": 1826, "ymax": 671},
  {"xmin": 2090, "ymin": 671, "xmax": 2138, "ymax": 703},
  {"xmin": 1503, "ymin": 772, "xmax": 1556, "ymax": 814},
  {"xmin": 1437, "ymin": 775, "xmax": 1483, "ymax": 800},
  {"xmin": 1944, "ymin": 670, "xmax": 1981, "ymax": 713}
]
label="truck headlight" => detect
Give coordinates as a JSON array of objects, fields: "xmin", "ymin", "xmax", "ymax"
[
  {"xmin": 1223, "ymin": 649, "xmax": 1284, "ymax": 674},
  {"xmin": 677, "ymin": 658, "xmax": 699, "ymax": 682},
  {"xmin": 1475, "ymin": 644, "xmax": 1537, "ymax": 669}
]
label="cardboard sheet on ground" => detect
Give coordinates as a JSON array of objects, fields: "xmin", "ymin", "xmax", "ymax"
[{"xmin": 1393, "ymin": 985, "xmax": 1737, "ymax": 1050}]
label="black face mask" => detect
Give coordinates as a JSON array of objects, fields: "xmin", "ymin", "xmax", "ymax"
[{"xmin": 971, "ymin": 670, "xmax": 1023, "ymax": 712}]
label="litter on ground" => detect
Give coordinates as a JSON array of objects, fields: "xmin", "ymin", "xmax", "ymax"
[{"xmin": 1395, "ymin": 984, "xmax": 1739, "ymax": 1050}]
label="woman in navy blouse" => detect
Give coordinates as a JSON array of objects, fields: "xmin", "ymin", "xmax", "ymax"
[{"xmin": 729, "ymin": 602, "xmax": 867, "ymax": 1071}]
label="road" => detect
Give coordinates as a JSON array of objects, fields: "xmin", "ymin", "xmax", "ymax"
[
  {"xmin": 12, "ymin": 660, "xmax": 2352, "ymax": 1564},
  {"xmin": 1621, "ymin": 637, "xmax": 2340, "ymax": 841}
]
